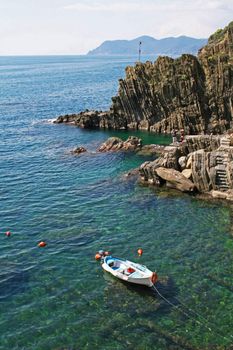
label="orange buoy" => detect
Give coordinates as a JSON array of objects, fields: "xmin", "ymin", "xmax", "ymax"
[
  {"xmin": 5, "ymin": 231, "xmax": 11, "ymax": 237},
  {"xmin": 95, "ymin": 253, "xmax": 101, "ymax": 260},
  {"xmin": 38, "ymin": 241, "xmax": 47, "ymax": 248},
  {"xmin": 137, "ymin": 248, "xmax": 143, "ymax": 256},
  {"xmin": 150, "ymin": 272, "xmax": 158, "ymax": 285}
]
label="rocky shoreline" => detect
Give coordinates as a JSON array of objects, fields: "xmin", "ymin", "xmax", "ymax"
[
  {"xmin": 139, "ymin": 134, "xmax": 233, "ymax": 201},
  {"xmin": 54, "ymin": 21, "xmax": 233, "ymax": 201},
  {"xmin": 67, "ymin": 133, "xmax": 233, "ymax": 201}
]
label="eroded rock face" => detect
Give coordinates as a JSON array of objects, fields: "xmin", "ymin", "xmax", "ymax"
[
  {"xmin": 111, "ymin": 55, "xmax": 208, "ymax": 134},
  {"xmin": 55, "ymin": 22, "xmax": 233, "ymax": 135},
  {"xmin": 98, "ymin": 136, "xmax": 142, "ymax": 152}
]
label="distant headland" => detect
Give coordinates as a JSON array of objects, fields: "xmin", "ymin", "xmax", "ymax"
[{"xmin": 87, "ymin": 35, "xmax": 207, "ymax": 56}]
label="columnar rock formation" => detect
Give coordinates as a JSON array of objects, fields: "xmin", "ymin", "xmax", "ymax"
[{"xmin": 55, "ymin": 21, "xmax": 233, "ymax": 135}]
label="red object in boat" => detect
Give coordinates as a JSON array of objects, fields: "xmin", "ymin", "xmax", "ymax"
[{"xmin": 127, "ymin": 267, "xmax": 135, "ymax": 274}]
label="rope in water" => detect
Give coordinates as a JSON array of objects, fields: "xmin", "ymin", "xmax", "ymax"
[{"xmin": 151, "ymin": 284, "xmax": 232, "ymax": 343}]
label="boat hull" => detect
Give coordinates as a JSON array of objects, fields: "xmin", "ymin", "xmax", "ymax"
[{"xmin": 102, "ymin": 256, "xmax": 156, "ymax": 288}]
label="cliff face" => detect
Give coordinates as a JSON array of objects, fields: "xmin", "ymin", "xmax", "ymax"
[
  {"xmin": 198, "ymin": 23, "xmax": 233, "ymax": 133},
  {"xmin": 110, "ymin": 21, "xmax": 233, "ymax": 134},
  {"xmin": 111, "ymin": 55, "xmax": 208, "ymax": 133},
  {"xmin": 56, "ymin": 21, "xmax": 233, "ymax": 135}
]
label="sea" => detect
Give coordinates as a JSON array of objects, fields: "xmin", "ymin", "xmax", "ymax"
[{"xmin": 0, "ymin": 55, "xmax": 232, "ymax": 350}]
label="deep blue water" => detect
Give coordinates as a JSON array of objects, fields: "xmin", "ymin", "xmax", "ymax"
[{"xmin": 0, "ymin": 55, "xmax": 232, "ymax": 350}]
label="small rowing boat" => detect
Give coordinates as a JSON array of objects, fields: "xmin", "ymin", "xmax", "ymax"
[{"xmin": 102, "ymin": 255, "xmax": 158, "ymax": 287}]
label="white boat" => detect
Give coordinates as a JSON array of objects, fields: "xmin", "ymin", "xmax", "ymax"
[{"xmin": 102, "ymin": 256, "xmax": 158, "ymax": 287}]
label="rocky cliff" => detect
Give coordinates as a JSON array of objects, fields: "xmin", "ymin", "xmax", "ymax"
[{"xmin": 55, "ymin": 21, "xmax": 233, "ymax": 135}]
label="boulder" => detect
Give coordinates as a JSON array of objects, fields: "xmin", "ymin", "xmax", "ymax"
[
  {"xmin": 178, "ymin": 156, "xmax": 187, "ymax": 170},
  {"xmin": 182, "ymin": 169, "xmax": 192, "ymax": 179},
  {"xmin": 123, "ymin": 136, "xmax": 142, "ymax": 150},
  {"xmin": 186, "ymin": 154, "xmax": 192, "ymax": 169},
  {"xmin": 155, "ymin": 167, "xmax": 195, "ymax": 192},
  {"xmin": 98, "ymin": 137, "xmax": 123, "ymax": 152}
]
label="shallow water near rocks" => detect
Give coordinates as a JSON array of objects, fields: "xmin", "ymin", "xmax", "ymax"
[{"xmin": 0, "ymin": 55, "xmax": 232, "ymax": 350}]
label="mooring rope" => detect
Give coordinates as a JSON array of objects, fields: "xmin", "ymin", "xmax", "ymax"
[{"xmin": 151, "ymin": 284, "xmax": 232, "ymax": 343}]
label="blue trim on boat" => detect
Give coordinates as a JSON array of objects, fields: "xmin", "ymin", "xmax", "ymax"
[{"xmin": 105, "ymin": 256, "xmax": 125, "ymax": 263}]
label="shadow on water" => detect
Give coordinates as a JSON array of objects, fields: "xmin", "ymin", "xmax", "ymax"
[
  {"xmin": 101, "ymin": 274, "xmax": 201, "ymax": 350},
  {"xmin": 103, "ymin": 272, "xmax": 179, "ymax": 316},
  {"xmin": 0, "ymin": 269, "xmax": 29, "ymax": 302}
]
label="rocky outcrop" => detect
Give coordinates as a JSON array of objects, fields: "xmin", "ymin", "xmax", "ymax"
[
  {"xmin": 71, "ymin": 146, "xmax": 87, "ymax": 155},
  {"xmin": 136, "ymin": 144, "xmax": 165, "ymax": 156},
  {"xmin": 55, "ymin": 22, "xmax": 233, "ymax": 135},
  {"xmin": 98, "ymin": 136, "xmax": 142, "ymax": 152},
  {"xmin": 139, "ymin": 134, "xmax": 233, "ymax": 198}
]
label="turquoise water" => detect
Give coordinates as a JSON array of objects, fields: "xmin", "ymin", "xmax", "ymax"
[{"xmin": 0, "ymin": 55, "xmax": 232, "ymax": 350}]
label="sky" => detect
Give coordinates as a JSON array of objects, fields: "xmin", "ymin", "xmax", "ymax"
[{"xmin": 0, "ymin": 0, "xmax": 232, "ymax": 55}]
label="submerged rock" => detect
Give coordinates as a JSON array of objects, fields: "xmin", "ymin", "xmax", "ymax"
[
  {"xmin": 71, "ymin": 146, "xmax": 87, "ymax": 155},
  {"xmin": 124, "ymin": 168, "xmax": 140, "ymax": 178},
  {"xmin": 136, "ymin": 144, "xmax": 165, "ymax": 156}
]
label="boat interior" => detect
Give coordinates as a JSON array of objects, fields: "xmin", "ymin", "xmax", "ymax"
[{"xmin": 107, "ymin": 258, "xmax": 136, "ymax": 275}]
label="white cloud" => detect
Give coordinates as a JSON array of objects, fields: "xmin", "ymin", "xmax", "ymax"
[{"xmin": 64, "ymin": 0, "xmax": 233, "ymax": 13}]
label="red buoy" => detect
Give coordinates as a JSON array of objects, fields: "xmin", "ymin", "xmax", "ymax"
[
  {"xmin": 150, "ymin": 272, "xmax": 158, "ymax": 285},
  {"xmin": 38, "ymin": 241, "xmax": 47, "ymax": 248},
  {"xmin": 95, "ymin": 253, "xmax": 101, "ymax": 260},
  {"xmin": 5, "ymin": 231, "xmax": 11, "ymax": 237},
  {"xmin": 137, "ymin": 248, "xmax": 143, "ymax": 256}
]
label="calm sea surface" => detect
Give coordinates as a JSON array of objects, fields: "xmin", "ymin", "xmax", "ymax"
[{"xmin": 0, "ymin": 55, "xmax": 232, "ymax": 350}]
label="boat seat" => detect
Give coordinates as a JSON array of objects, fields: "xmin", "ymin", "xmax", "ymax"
[{"xmin": 108, "ymin": 260, "xmax": 120, "ymax": 270}]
